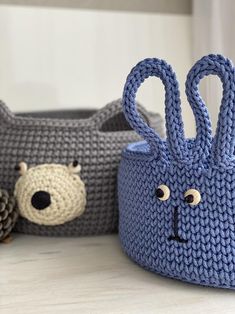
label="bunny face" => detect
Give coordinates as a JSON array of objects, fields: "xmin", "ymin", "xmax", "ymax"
[
  {"xmin": 119, "ymin": 55, "xmax": 235, "ymax": 288},
  {"xmin": 14, "ymin": 161, "xmax": 86, "ymax": 226},
  {"xmin": 119, "ymin": 154, "xmax": 235, "ymax": 286}
]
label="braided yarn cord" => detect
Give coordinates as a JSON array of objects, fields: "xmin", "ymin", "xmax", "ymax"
[{"xmin": 119, "ymin": 55, "xmax": 235, "ymax": 289}]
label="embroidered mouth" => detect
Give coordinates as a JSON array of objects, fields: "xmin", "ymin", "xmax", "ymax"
[
  {"xmin": 168, "ymin": 235, "xmax": 188, "ymax": 243},
  {"xmin": 168, "ymin": 207, "xmax": 188, "ymax": 243}
]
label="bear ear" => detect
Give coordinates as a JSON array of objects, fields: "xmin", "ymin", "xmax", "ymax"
[
  {"xmin": 68, "ymin": 160, "xmax": 81, "ymax": 174},
  {"xmin": 15, "ymin": 161, "xmax": 28, "ymax": 176}
]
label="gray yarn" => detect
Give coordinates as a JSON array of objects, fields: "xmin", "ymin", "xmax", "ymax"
[{"xmin": 0, "ymin": 99, "xmax": 163, "ymax": 236}]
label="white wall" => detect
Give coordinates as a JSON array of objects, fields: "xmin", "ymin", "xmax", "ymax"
[{"xmin": 0, "ymin": 5, "xmax": 194, "ymax": 136}]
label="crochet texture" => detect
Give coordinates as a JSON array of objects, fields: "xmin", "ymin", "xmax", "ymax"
[
  {"xmin": 14, "ymin": 163, "xmax": 86, "ymax": 226},
  {"xmin": 0, "ymin": 99, "xmax": 163, "ymax": 236},
  {"xmin": 118, "ymin": 54, "xmax": 235, "ymax": 289}
]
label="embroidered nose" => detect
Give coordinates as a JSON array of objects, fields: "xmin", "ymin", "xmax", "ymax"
[
  {"xmin": 31, "ymin": 191, "xmax": 51, "ymax": 210},
  {"xmin": 168, "ymin": 206, "xmax": 188, "ymax": 243}
]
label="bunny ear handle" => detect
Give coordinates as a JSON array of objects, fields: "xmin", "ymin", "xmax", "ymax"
[
  {"xmin": 185, "ymin": 54, "xmax": 235, "ymax": 164},
  {"xmin": 122, "ymin": 58, "xmax": 188, "ymax": 162}
]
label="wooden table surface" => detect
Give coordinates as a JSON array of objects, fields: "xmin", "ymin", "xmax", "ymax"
[{"xmin": 1, "ymin": 234, "xmax": 235, "ymax": 314}]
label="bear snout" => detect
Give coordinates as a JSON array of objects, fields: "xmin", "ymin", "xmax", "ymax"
[
  {"xmin": 31, "ymin": 191, "xmax": 51, "ymax": 210},
  {"xmin": 15, "ymin": 163, "xmax": 86, "ymax": 225}
]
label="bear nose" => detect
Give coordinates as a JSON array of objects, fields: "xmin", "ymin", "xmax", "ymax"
[{"xmin": 31, "ymin": 191, "xmax": 51, "ymax": 210}]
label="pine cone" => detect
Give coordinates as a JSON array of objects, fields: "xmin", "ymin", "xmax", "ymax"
[{"xmin": 0, "ymin": 189, "xmax": 18, "ymax": 241}]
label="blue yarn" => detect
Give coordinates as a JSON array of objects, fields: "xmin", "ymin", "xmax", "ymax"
[{"xmin": 118, "ymin": 54, "xmax": 235, "ymax": 289}]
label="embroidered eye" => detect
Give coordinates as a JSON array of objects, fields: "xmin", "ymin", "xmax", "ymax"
[
  {"xmin": 184, "ymin": 189, "xmax": 201, "ymax": 205},
  {"xmin": 156, "ymin": 184, "xmax": 170, "ymax": 201}
]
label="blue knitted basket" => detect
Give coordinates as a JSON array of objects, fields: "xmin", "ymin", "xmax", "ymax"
[{"xmin": 118, "ymin": 54, "xmax": 235, "ymax": 289}]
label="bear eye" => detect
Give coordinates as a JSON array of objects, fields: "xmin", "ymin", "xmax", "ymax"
[
  {"xmin": 156, "ymin": 184, "xmax": 170, "ymax": 201},
  {"xmin": 184, "ymin": 189, "xmax": 201, "ymax": 205},
  {"xmin": 72, "ymin": 160, "xmax": 79, "ymax": 167}
]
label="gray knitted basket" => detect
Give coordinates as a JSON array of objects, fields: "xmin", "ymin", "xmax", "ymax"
[{"xmin": 0, "ymin": 99, "xmax": 163, "ymax": 236}]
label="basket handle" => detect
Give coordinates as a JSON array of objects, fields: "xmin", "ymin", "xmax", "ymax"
[
  {"xmin": 185, "ymin": 54, "xmax": 235, "ymax": 164},
  {"xmin": 122, "ymin": 58, "xmax": 187, "ymax": 161},
  {"xmin": 92, "ymin": 99, "xmax": 153, "ymax": 131}
]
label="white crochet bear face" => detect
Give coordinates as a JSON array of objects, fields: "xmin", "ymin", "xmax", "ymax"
[{"xmin": 14, "ymin": 161, "xmax": 86, "ymax": 226}]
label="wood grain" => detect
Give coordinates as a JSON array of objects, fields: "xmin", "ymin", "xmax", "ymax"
[{"xmin": 1, "ymin": 234, "xmax": 235, "ymax": 314}]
